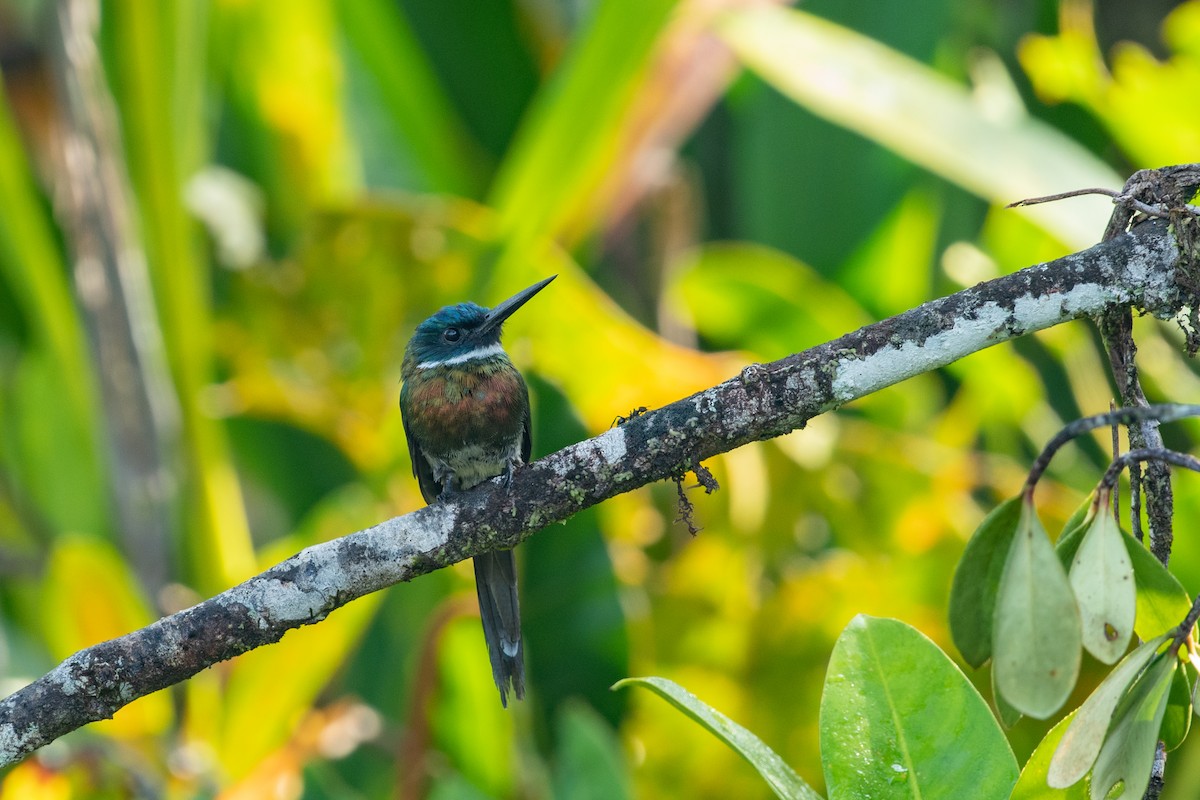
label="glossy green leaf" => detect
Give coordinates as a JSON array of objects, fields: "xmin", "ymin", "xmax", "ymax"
[
  {"xmin": 614, "ymin": 677, "xmax": 820, "ymax": 800},
  {"xmin": 719, "ymin": 6, "xmax": 1119, "ymax": 250},
  {"xmin": 1124, "ymin": 536, "xmax": 1192, "ymax": 641},
  {"xmin": 1161, "ymin": 664, "xmax": 1192, "ymax": 752},
  {"xmin": 820, "ymin": 615, "xmax": 1017, "ymax": 800},
  {"xmin": 949, "ymin": 496, "xmax": 1022, "ymax": 668},
  {"xmin": 1069, "ymin": 510, "xmax": 1135, "ymax": 664},
  {"xmin": 551, "ymin": 701, "xmax": 633, "ymax": 800},
  {"xmin": 1089, "ymin": 650, "xmax": 1176, "ymax": 800},
  {"xmin": 1049, "ymin": 635, "xmax": 1166, "ymax": 788},
  {"xmin": 993, "ymin": 499, "xmax": 1081, "ymax": 718},
  {"xmin": 1011, "ymin": 711, "xmax": 1089, "ymax": 800}
]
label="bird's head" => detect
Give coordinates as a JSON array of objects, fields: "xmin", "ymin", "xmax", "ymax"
[{"xmin": 403, "ymin": 275, "xmax": 555, "ymax": 372}]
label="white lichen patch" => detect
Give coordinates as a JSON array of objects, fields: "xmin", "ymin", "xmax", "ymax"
[
  {"xmin": 693, "ymin": 389, "xmax": 718, "ymax": 416},
  {"xmin": 53, "ymin": 662, "xmax": 81, "ymax": 696},
  {"xmin": 593, "ymin": 428, "xmax": 627, "ymax": 466},
  {"xmin": 257, "ymin": 578, "xmax": 322, "ymax": 624},
  {"xmin": 550, "ymin": 453, "xmax": 573, "ymax": 478},
  {"xmin": 0, "ymin": 722, "xmax": 31, "ymax": 765},
  {"xmin": 832, "ymin": 279, "xmax": 1116, "ymax": 403}
]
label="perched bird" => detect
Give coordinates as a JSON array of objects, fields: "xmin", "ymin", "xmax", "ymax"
[{"xmin": 399, "ymin": 275, "xmax": 555, "ymax": 706}]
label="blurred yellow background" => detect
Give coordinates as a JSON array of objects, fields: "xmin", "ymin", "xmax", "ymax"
[{"xmin": 1, "ymin": 0, "xmax": 1200, "ymax": 797}]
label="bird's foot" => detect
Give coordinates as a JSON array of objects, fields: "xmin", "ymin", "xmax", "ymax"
[{"xmin": 436, "ymin": 472, "xmax": 458, "ymax": 503}]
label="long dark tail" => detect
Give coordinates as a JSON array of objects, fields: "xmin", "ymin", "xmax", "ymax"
[{"xmin": 473, "ymin": 549, "xmax": 525, "ymax": 706}]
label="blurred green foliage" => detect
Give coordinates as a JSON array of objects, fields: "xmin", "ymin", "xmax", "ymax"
[{"xmin": 1, "ymin": 0, "xmax": 1200, "ymax": 797}]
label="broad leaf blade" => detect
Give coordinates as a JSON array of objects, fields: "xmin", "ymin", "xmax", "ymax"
[
  {"xmin": 993, "ymin": 500, "xmax": 1081, "ymax": 718},
  {"xmin": 820, "ymin": 615, "xmax": 1018, "ymax": 800},
  {"xmin": 1069, "ymin": 511, "xmax": 1135, "ymax": 664},
  {"xmin": 1055, "ymin": 498, "xmax": 1095, "ymax": 568},
  {"xmin": 1161, "ymin": 666, "xmax": 1192, "ymax": 752},
  {"xmin": 949, "ymin": 496, "xmax": 1022, "ymax": 668},
  {"xmin": 718, "ymin": 6, "xmax": 1119, "ymax": 250},
  {"xmin": 1125, "ymin": 536, "xmax": 1191, "ymax": 641},
  {"xmin": 614, "ymin": 677, "xmax": 820, "ymax": 800},
  {"xmin": 1049, "ymin": 635, "xmax": 1166, "ymax": 788},
  {"xmin": 1089, "ymin": 651, "xmax": 1176, "ymax": 800},
  {"xmin": 1011, "ymin": 711, "xmax": 1089, "ymax": 800}
]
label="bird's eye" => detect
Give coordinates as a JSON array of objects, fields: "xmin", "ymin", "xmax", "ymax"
[{"xmin": 443, "ymin": 327, "xmax": 461, "ymax": 342}]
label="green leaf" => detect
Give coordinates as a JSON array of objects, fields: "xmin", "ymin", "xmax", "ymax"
[
  {"xmin": 1125, "ymin": 536, "xmax": 1192, "ymax": 641},
  {"xmin": 820, "ymin": 616, "xmax": 1018, "ymax": 800},
  {"xmin": 718, "ymin": 6, "xmax": 1119, "ymax": 250},
  {"xmin": 1161, "ymin": 665, "xmax": 1192, "ymax": 752},
  {"xmin": 1011, "ymin": 711, "xmax": 1089, "ymax": 800},
  {"xmin": 488, "ymin": 0, "xmax": 677, "ymax": 245},
  {"xmin": 993, "ymin": 499, "xmax": 1082, "ymax": 718},
  {"xmin": 614, "ymin": 676, "xmax": 820, "ymax": 800},
  {"xmin": 1068, "ymin": 510, "xmax": 1135, "ymax": 664},
  {"xmin": 551, "ymin": 701, "xmax": 633, "ymax": 800},
  {"xmin": 1055, "ymin": 497, "xmax": 1095, "ymax": 568},
  {"xmin": 1060, "ymin": 503, "xmax": 1189, "ymax": 643},
  {"xmin": 333, "ymin": 0, "xmax": 486, "ymax": 196},
  {"xmin": 1048, "ymin": 635, "xmax": 1166, "ymax": 789},
  {"xmin": 949, "ymin": 496, "xmax": 1022, "ymax": 668},
  {"xmin": 1089, "ymin": 650, "xmax": 1176, "ymax": 800},
  {"xmin": 991, "ymin": 664, "xmax": 1022, "ymax": 729}
]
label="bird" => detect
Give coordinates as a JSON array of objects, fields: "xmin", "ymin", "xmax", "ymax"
[{"xmin": 398, "ymin": 275, "xmax": 555, "ymax": 706}]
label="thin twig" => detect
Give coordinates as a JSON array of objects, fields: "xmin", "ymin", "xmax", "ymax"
[
  {"xmin": 1007, "ymin": 186, "xmax": 1200, "ymax": 221},
  {"xmin": 1173, "ymin": 593, "xmax": 1200, "ymax": 652},
  {"xmin": 1097, "ymin": 448, "xmax": 1200, "ymax": 496},
  {"xmin": 1110, "ymin": 402, "xmax": 1120, "ymax": 522},
  {"xmin": 1007, "ymin": 187, "xmax": 1123, "ymax": 207},
  {"xmin": 1022, "ymin": 405, "xmax": 1200, "ymax": 498}
]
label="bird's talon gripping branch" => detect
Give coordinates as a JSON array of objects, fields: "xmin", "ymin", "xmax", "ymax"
[{"xmin": 502, "ymin": 459, "xmax": 517, "ymax": 490}]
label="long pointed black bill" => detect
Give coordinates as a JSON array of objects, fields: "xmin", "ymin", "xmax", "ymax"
[{"xmin": 478, "ymin": 275, "xmax": 556, "ymax": 335}]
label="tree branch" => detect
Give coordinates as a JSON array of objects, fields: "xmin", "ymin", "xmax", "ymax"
[{"xmin": 0, "ymin": 217, "xmax": 1188, "ymax": 766}]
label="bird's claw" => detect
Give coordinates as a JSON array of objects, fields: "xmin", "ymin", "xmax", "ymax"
[
  {"xmin": 436, "ymin": 471, "xmax": 458, "ymax": 503},
  {"xmin": 502, "ymin": 459, "xmax": 517, "ymax": 489}
]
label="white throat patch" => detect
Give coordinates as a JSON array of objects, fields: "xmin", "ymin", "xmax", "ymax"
[{"xmin": 416, "ymin": 342, "xmax": 506, "ymax": 370}]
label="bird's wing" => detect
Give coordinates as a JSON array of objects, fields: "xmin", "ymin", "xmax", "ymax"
[
  {"xmin": 521, "ymin": 412, "xmax": 532, "ymax": 465},
  {"xmin": 401, "ymin": 404, "xmax": 442, "ymax": 505}
]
